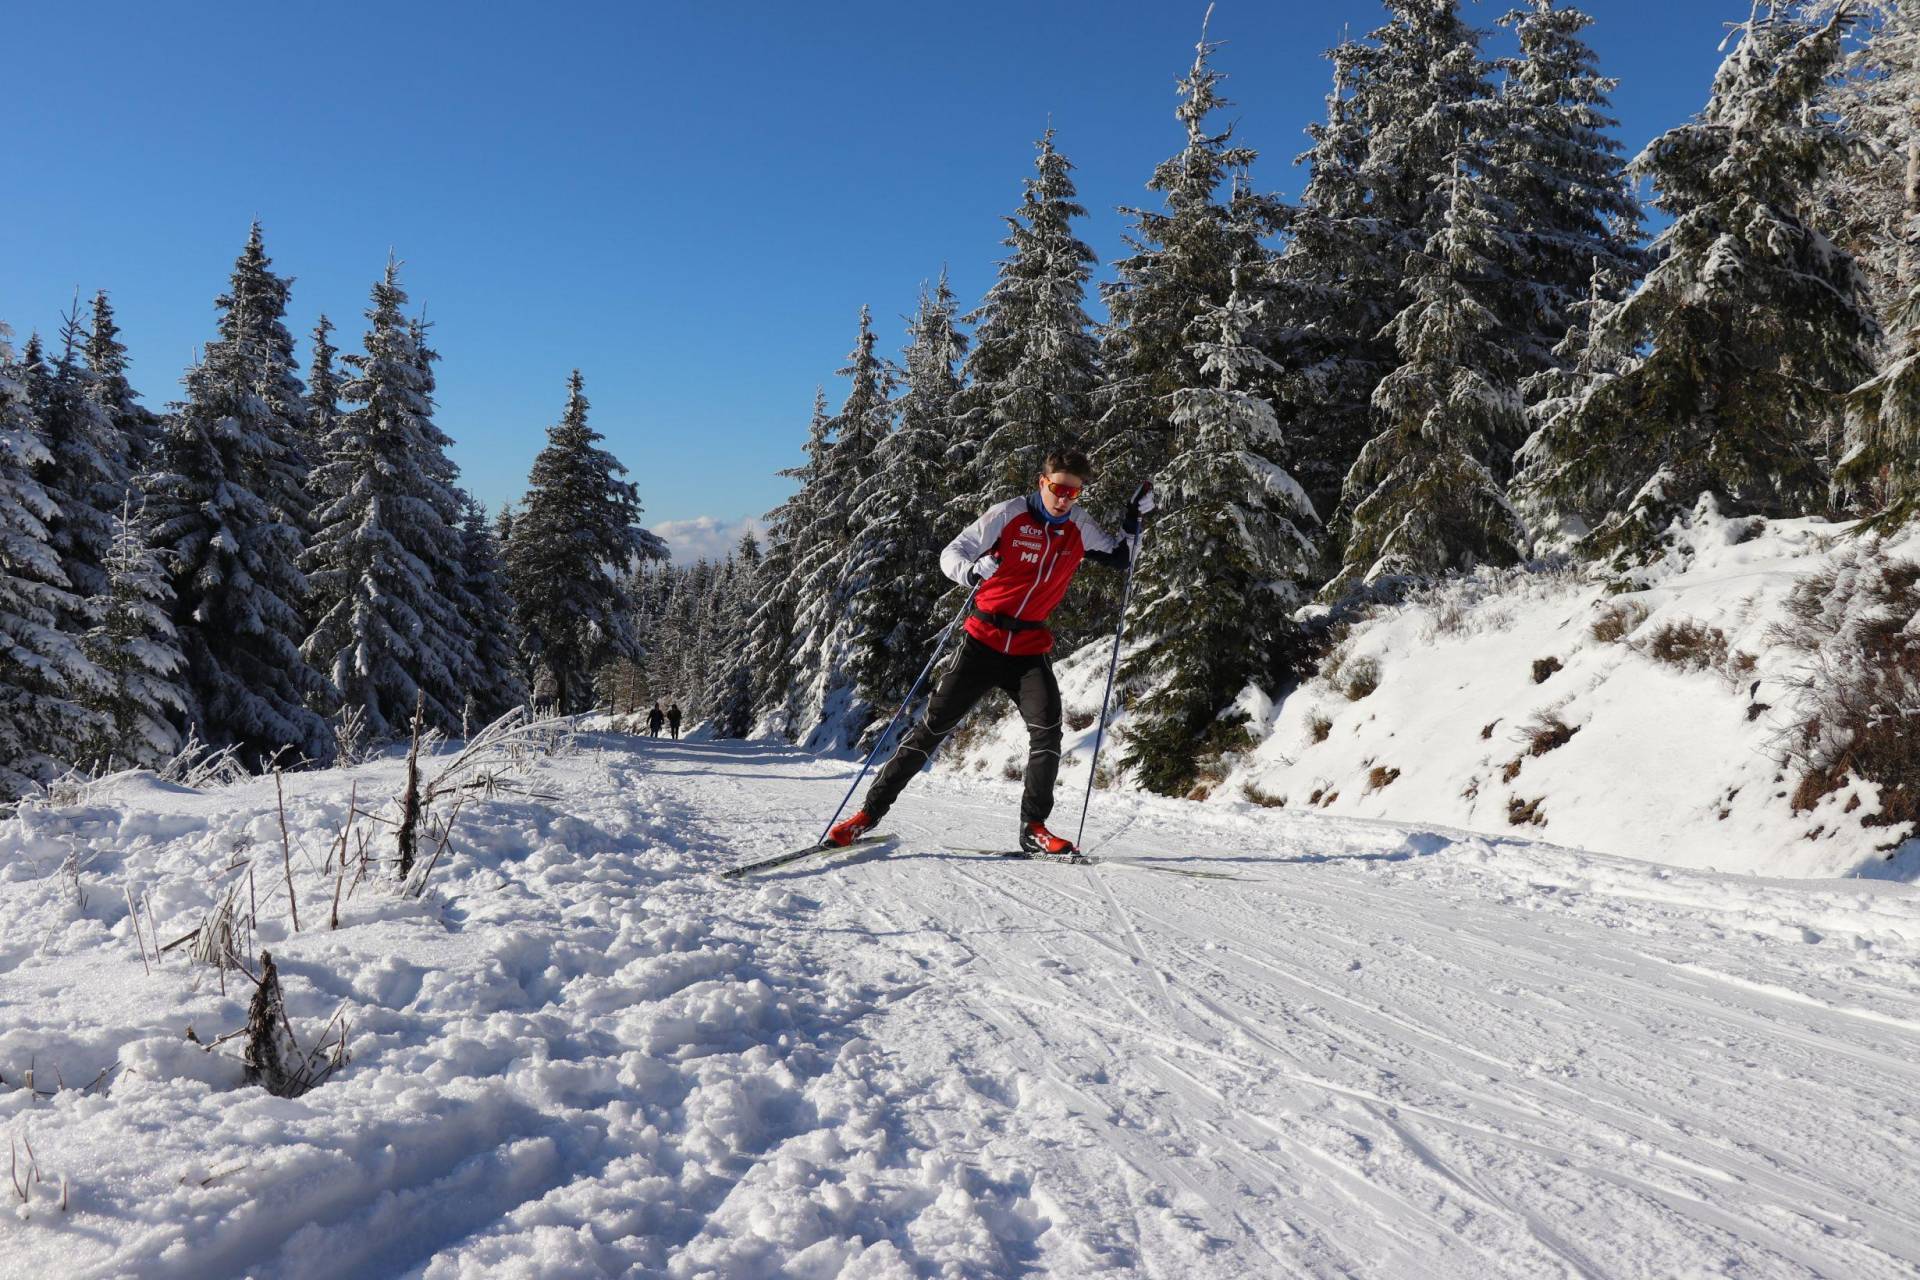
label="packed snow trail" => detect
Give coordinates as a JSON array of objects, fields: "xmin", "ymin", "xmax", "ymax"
[{"xmin": 2, "ymin": 732, "xmax": 1918, "ymax": 1277}]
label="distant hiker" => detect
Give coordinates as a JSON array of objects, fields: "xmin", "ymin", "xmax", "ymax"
[
  {"xmin": 667, "ymin": 703, "xmax": 682, "ymax": 739},
  {"xmin": 828, "ymin": 447, "xmax": 1153, "ymax": 856},
  {"xmin": 647, "ymin": 703, "xmax": 665, "ymax": 737}
]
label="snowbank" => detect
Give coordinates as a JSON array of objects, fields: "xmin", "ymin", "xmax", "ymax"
[{"xmin": 946, "ymin": 508, "xmax": 1920, "ymax": 880}]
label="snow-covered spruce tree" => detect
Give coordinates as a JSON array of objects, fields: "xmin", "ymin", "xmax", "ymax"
[
  {"xmin": 1832, "ymin": 4, "xmax": 1920, "ymax": 531},
  {"xmin": 1267, "ymin": 41, "xmax": 1405, "ymax": 530},
  {"xmin": 1488, "ymin": 0, "xmax": 1643, "ymax": 378},
  {"xmin": 145, "ymin": 245, "xmax": 331, "ymax": 767},
  {"xmin": 305, "ymin": 314, "xmax": 342, "ymax": 464},
  {"xmin": 711, "ymin": 531, "xmax": 762, "ymax": 738},
  {"xmin": 1512, "ymin": 257, "xmax": 1639, "ymax": 546},
  {"xmin": 302, "ymin": 262, "xmax": 474, "ymax": 738},
  {"xmin": 505, "ymin": 371, "xmax": 653, "ymax": 714},
  {"xmin": 954, "ymin": 130, "xmax": 1100, "ymax": 508},
  {"xmin": 1, "ymin": 324, "xmax": 101, "ymax": 797},
  {"xmin": 848, "ymin": 275, "xmax": 968, "ymax": 728},
  {"xmin": 217, "ymin": 223, "xmax": 314, "ymax": 537},
  {"xmin": 83, "ymin": 292, "xmax": 162, "ymax": 476},
  {"xmin": 740, "ymin": 389, "xmax": 828, "ymax": 737},
  {"xmin": 786, "ymin": 307, "xmax": 897, "ymax": 748},
  {"xmin": 1517, "ymin": 12, "xmax": 1879, "ymax": 573},
  {"xmin": 79, "ymin": 501, "xmax": 186, "ymax": 770},
  {"xmin": 1326, "ymin": 157, "xmax": 1530, "ymax": 599},
  {"xmin": 37, "ymin": 304, "xmax": 131, "ymax": 625},
  {"xmin": 1122, "ymin": 275, "xmax": 1320, "ymax": 795},
  {"xmin": 457, "ymin": 496, "xmax": 527, "ymax": 723},
  {"xmin": 1801, "ymin": 2, "xmax": 1916, "ymax": 336},
  {"xmin": 1357, "ymin": 1, "xmax": 1491, "ymax": 260},
  {"xmin": 1095, "ymin": 22, "xmax": 1276, "ymax": 509}
]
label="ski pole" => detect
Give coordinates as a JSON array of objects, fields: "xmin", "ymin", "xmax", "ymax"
[
  {"xmin": 819, "ymin": 584, "xmax": 979, "ymax": 843},
  {"xmin": 1075, "ymin": 523, "xmax": 1146, "ymax": 852}
]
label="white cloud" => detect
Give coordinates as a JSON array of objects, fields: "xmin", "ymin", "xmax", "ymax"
[{"xmin": 652, "ymin": 515, "xmax": 767, "ymax": 566}]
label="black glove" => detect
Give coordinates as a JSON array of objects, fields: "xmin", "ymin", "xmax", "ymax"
[{"xmin": 1121, "ymin": 480, "xmax": 1157, "ymax": 536}]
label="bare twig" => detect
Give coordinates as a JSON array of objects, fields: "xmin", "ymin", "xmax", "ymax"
[
  {"xmin": 124, "ymin": 886, "xmax": 150, "ymax": 974},
  {"xmin": 144, "ymin": 891, "xmax": 162, "ymax": 969},
  {"xmin": 275, "ymin": 770, "xmax": 300, "ymax": 933},
  {"xmin": 396, "ymin": 693, "xmax": 425, "ymax": 880}
]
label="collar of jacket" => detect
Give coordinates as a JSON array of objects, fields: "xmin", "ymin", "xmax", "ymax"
[{"xmin": 1026, "ymin": 492, "xmax": 1070, "ymax": 527}]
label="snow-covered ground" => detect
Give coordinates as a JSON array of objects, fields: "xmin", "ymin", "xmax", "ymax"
[
  {"xmin": 4, "ymin": 729, "xmax": 1920, "ymax": 1277},
  {"xmin": 950, "ymin": 508, "xmax": 1920, "ymax": 881}
]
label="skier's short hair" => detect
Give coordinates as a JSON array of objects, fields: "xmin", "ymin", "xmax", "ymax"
[{"xmin": 1041, "ymin": 447, "xmax": 1093, "ymax": 481}]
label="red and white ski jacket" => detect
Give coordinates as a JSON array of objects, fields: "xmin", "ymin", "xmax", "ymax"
[{"xmin": 940, "ymin": 494, "xmax": 1131, "ymax": 656}]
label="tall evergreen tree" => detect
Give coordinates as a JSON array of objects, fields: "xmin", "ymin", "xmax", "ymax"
[
  {"xmin": 83, "ymin": 292, "xmax": 161, "ymax": 474},
  {"xmin": 80, "ymin": 500, "xmax": 186, "ymax": 770},
  {"xmin": 38, "ymin": 303, "xmax": 130, "ymax": 620},
  {"xmin": 1, "ymin": 323, "xmax": 101, "ymax": 797},
  {"xmin": 1488, "ymin": 0, "xmax": 1643, "ymax": 378},
  {"xmin": 739, "ymin": 389, "xmax": 828, "ymax": 737},
  {"xmin": 785, "ymin": 308, "xmax": 897, "ymax": 747},
  {"xmin": 1515, "ymin": 12, "xmax": 1879, "ymax": 572},
  {"xmin": 849, "ymin": 275, "xmax": 968, "ymax": 724},
  {"xmin": 306, "ymin": 314, "xmax": 342, "ymax": 463},
  {"xmin": 1357, "ymin": 1, "xmax": 1492, "ymax": 266},
  {"xmin": 712, "ymin": 530, "xmax": 763, "ymax": 738},
  {"xmin": 1096, "ymin": 22, "xmax": 1275, "ymax": 507},
  {"xmin": 1831, "ymin": 4, "xmax": 1920, "ymax": 530},
  {"xmin": 1328, "ymin": 156, "xmax": 1530, "ymax": 597},
  {"xmin": 457, "ymin": 495, "xmax": 527, "ymax": 722},
  {"xmin": 1123, "ymin": 274, "xmax": 1320, "ymax": 794},
  {"xmin": 217, "ymin": 223, "xmax": 314, "ymax": 536},
  {"xmin": 1803, "ymin": 2, "xmax": 1916, "ymax": 335},
  {"xmin": 1268, "ymin": 43, "xmax": 1404, "ymax": 528},
  {"xmin": 505, "ymin": 371, "xmax": 652, "ymax": 713},
  {"xmin": 145, "ymin": 239, "xmax": 331, "ymax": 766},
  {"xmin": 301, "ymin": 262, "xmax": 474, "ymax": 738},
  {"xmin": 956, "ymin": 130, "xmax": 1101, "ymax": 504}
]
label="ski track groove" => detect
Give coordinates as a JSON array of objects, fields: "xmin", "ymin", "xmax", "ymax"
[{"xmin": 23, "ymin": 738, "xmax": 1893, "ymax": 1275}]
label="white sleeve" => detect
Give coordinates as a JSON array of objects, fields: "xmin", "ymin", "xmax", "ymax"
[
  {"xmin": 1070, "ymin": 506, "xmax": 1122, "ymax": 554},
  {"xmin": 941, "ymin": 501, "xmax": 1018, "ymax": 586}
]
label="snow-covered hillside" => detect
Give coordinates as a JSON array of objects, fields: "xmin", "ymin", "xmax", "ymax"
[
  {"xmin": 952, "ymin": 508, "xmax": 1920, "ymax": 882},
  {"xmin": 3, "ymin": 730, "xmax": 1919, "ymax": 1277}
]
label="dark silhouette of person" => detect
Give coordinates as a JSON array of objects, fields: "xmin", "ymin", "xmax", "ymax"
[
  {"xmin": 667, "ymin": 703, "xmax": 682, "ymax": 740},
  {"xmin": 647, "ymin": 703, "xmax": 665, "ymax": 737}
]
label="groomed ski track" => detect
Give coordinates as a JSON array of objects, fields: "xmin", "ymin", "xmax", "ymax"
[
  {"xmin": 5, "ymin": 730, "xmax": 1919, "ymax": 1278},
  {"xmin": 694, "ymin": 736, "xmax": 1920, "ymax": 1279}
]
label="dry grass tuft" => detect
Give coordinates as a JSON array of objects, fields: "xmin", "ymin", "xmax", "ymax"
[{"xmin": 1589, "ymin": 600, "xmax": 1650, "ymax": 644}]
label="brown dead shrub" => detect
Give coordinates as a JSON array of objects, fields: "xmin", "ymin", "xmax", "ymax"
[
  {"xmin": 1366, "ymin": 766, "xmax": 1401, "ymax": 792},
  {"xmin": 1507, "ymin": 796, "xmax": 1546, "ymax": 826},
  {"xmin": 1531, "ymin": 656, "xmax": 1563, "ymax": 684},
  {"xmin": 1524, "ymin": 712, "xmax": 1579, "ymax": 757},
  {"xmin": 1589, "ymin": 600, "xmax": 1650, "ymax": 643},
  {"xmin": 1640, "ymin": 619, "xmax": 1730, "ymax": 672},
  {"xmin": 1341, "ymin": 657, "xmax": 1381, "ymax": 702},
  {"xmin": 1771, "ymin": 550, "xmax": 1920, "ymax": 843},
  {"xmin": 1308, "ymin": 712, "xmax": 1333, "ymax": 743},
  {"xmin": 1242, "ymin": 782, "xmax": 1287, "ymax": 808}
]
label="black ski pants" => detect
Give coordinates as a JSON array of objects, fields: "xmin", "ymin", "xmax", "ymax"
[{"xmin": 862, "ymin": 635, "xmax": 1063, "ymax": 826}]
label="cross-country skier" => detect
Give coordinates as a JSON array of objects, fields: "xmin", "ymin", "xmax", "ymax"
[{"xmin": 827, "ymin": 447, "xmax": 1154, "ymax": 857}]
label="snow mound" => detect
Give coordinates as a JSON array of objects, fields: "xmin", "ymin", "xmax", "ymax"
[{"xmin": 946, "ymin": 507, "xmax": 1919, "ymax": 880}]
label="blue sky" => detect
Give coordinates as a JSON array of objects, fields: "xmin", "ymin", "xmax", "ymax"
[{"xmin": 3, "ymin": 1, "xmax": 1743, "ymax": 562}]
